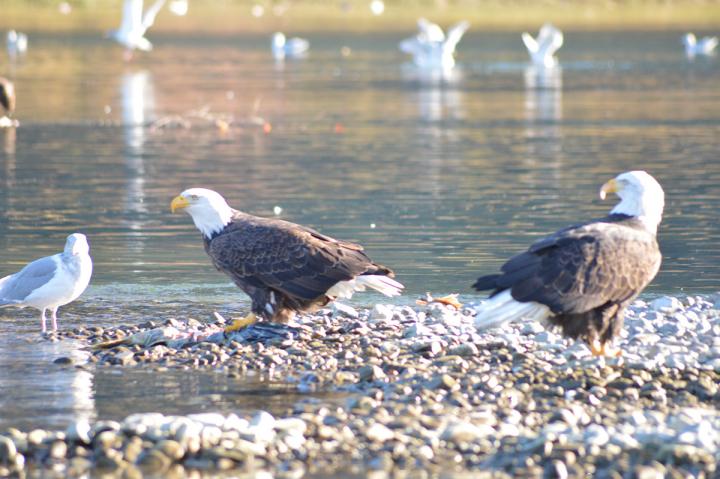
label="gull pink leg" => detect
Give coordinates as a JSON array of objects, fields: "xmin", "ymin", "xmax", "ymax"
[
  {"xmin": 51, "ymin": 308, "xmax": 59, "ymax": 331},
  {"xmin": 40, "ymin": 309, "xmax": 47, "ymax": 334}
]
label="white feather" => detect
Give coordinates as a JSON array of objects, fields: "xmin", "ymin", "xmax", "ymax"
[
  {"xmin": 326, "ymin": 274, "xmax": 404, "ymax": 300},
  {"xmin": 474, "ymin": 290, "xmax": 551, "ymax": 331}
]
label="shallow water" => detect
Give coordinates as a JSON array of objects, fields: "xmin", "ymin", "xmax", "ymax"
[{"xmin": 0, "ymin": 31, "xmax": 719, "ymax": 430}]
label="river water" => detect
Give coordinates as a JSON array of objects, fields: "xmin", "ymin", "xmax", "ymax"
[{"xmin": 0, "ymin": 31, "xmax": 718, "ymax": 433}]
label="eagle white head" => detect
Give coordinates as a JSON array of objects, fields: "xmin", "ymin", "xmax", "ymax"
[
  {"xmin": 171, "ymin": 188, "xmax": 234, "ymax": 239},
  {"xmin": 64, "ymin": 233, "xmax": 90, "ymax": 256},
  {"xmin": 600, "ymin": 170, "xmax": 665, "ymax": 233}
]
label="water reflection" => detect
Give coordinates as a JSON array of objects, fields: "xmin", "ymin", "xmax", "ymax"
[
  {"xmin": 1, "ymin": 126, "xmax": 16, "ymax": 156},
  {"xmin": 401, "ymin": 62, "xmax": 463, "ymax": 87},
  {"xmin": 0, "ymin": 31, "xmax": 720, "ymax": 433},
  {"xmin": 0, "ymin": 336, "xmax": 95, "ymax": 430},
  {"xmin": 121, "ymin": 70, "xmax": 154, "ymax": 216},
  {"xmin": 523, "ymin": 65, "xmax": 563, "ymax": 171}
]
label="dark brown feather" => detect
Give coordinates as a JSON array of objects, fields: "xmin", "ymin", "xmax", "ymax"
[
  {"xmin": 473, "ymin": 214, "xmax": 661, "ymax": 345},
  {"xmin": 0, "ymin": 78, "xmax": 15, "ymax": 115},
  {"xmin": 204, "ymin": 209, "xmax": 394, "ymax": 322}
]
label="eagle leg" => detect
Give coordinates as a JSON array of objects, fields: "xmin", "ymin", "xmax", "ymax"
[
  {"xmin": 590, "ymin": 339, "xmax": 622, "ymax": 357},
  {"xmin": 224, "ymin": 313, "xmax": 257, "ymax": 334}
]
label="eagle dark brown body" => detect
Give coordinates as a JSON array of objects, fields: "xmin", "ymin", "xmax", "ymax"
[
  {"xmin": 0, "ymin": 77, "xmax": 15, "ymax": 116},
  {"xmin": 474, "ymin": 214, "xmax": 661, "ymax": 349},
  {"xmin": 204, "ymin": 210, "xmax": 396, "ymax": 323}
]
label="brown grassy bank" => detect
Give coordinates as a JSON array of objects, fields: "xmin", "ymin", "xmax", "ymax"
[{"xmin": 1, "ymin": 0, "xmax": 720, "ymax": 35}]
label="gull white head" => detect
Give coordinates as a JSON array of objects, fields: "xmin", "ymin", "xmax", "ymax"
[
  {"xmin": 171, "ymin": 188, "xmax": 234, "ymax": 238},
  {"xmin": 64, "ymin": 233, "xmax": 90, "ymax": 256},
  {"xmin": 599, "ymin": 171, "xmax": 665, "ymax": 233}
]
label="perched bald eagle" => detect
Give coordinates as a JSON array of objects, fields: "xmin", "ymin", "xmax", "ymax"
[
  {"xmin": 473, "ymin": 171, "xmax": 664, "ymax": 356},
  {"xmin": 171, "ymin": 188, "xmax": 404, "ymax": 331},
  {"xmin": 0, "ymin": 77, "xmax": 15, "ymax": 117}
]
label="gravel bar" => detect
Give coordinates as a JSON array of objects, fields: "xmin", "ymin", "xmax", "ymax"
[{"xmin": 1, "ymin": 294, "xmax": 719, "ymax": 478}]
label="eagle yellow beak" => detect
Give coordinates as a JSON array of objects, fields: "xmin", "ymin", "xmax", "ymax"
[
  {"xmin": 171, "ymin": 195, "xmax": 190, "ymax": 213},
  {"xmin": 599, "ymin": 179, "xmax": 619, "ymax": 200}
]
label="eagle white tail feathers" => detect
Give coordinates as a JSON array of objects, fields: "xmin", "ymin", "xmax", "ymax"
[
  {"xmin": 474, "ymin": 290, "xmax": 551, "ymax": 331},
  {"xmin": 327, "ymin": 274, "xmax": 404, "ymax": 300}
]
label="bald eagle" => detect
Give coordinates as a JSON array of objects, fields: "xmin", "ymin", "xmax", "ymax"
[
  {"xmin": 171, "ymin": 188, "xmax": 404, "ymax": 331},
  {"xmin": 0, "ymin": 77, "xmax": 15, "ymax": 117},
  {"xmin": 473, "ymin": 171, "xmax": 664, "ymax": 356}
]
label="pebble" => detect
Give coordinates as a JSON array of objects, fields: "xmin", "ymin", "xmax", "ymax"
[
  {"xmin": 66, "ymin": 419, "xmax": 91, "ymax": 445},
  {"xmin": 365, "ymin": 423, "xmax": 394, "ymax": 443}
]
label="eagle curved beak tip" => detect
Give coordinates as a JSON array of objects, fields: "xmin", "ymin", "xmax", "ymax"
[
  {"xmin": 171, "ymin": 195, "xmax": 189, "ymax": 213},
  {"xmin": 599, "ymin": 179, "xmax": 618, "ymax": 201}
]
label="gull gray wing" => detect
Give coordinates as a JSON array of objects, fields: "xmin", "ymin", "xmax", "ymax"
[{"xmin": 0, "ymin": 256, "xmax": 58, "ymax": 302}]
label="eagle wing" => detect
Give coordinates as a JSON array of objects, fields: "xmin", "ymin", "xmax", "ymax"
[
  {"xmin": 475, "ymin": 221, "xmax": 661, "ymax": 314},
  {"xmin": 206, "ymin": 215, "xmax": 382, "ymax": 302}
]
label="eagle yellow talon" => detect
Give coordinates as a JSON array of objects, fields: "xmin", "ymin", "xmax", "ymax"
[
  {"xmin": 224, "ymin": 313, "xmax": 257, "ymax": 334},
  {"xmin": 590, "ymin": 340, "xmax": 622, "ymax": 357}
]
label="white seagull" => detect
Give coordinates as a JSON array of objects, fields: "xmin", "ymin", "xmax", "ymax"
[
  {"xmin": 108, "ymin": 0, "xmax": 167, "ymax": 57},
  {"xmin": 399, "ymin": 18, "xmax": 470, "ymax": 70},
  {"xmin": 6, "ymin": 30, "xmax": 28, "ymax": 57},
  {"xmin": 272, "ymin": 32, "xmax": 310, "ymax": 60},
  {"xmin": 522, "ymin": 23, "xmax": 564, "ymax": 68},
  {"xmin": 682, "ymin": 33, "xmax": 718, "ymax": 58},
  {"xmin": 0, "ymin": 234, "xmax": 93, "ymax": 333}
]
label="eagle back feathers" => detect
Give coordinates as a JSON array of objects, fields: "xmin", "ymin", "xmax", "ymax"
[
  {"xmin": 474, "ymin": 216, "xmax": 661, "ymax": 315},
  {"xmin": 204, "ymin": 210, "xmax": 392, "ymax": 304}
]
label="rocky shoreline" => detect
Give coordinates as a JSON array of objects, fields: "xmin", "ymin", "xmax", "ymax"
[{"xmin": 1, "ymin": 294, "xmax": 719, "ymax": 478}]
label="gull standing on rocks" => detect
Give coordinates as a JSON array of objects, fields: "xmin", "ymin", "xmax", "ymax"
[
  {"xmin": 399, "ymin": 18, "xmax": 469, "ymax": 70},
  {"xmin": 108, "ymin": 0, "xmax": 168, "ymax": 59},
  {"xmin": 522, "ymin": 23, "xmax": 564, "ymax": 68},
  {"xmin": 682, "ymin": 33, "xmax": 718, "ymax": 58},
  {"xmin": 272, "ymin": 32, "xmax": 309, "ymax": 60},
  {"xmin": 0, "ymin": 234, "xmax": 93, "ymax": 333}
]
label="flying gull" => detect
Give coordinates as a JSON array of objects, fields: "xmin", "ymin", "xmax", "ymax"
[
  {"xmin": 399, "ymin": 18, "xmax": 469, "ymax": 70},
  {"xmin": 0, "ymin": 233, "xmax": 93, "ymax": 333},
  {"xmin": 522, "ymin": 23, "xmax": 564, "ymax": 68},
  {"xmin": 108, "ymin": 0, "xmax": 167, "ymax": 59}
]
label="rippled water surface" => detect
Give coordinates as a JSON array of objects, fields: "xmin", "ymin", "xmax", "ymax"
[{"xmin": 1, "ymin": 31, "xmax": 719, "ymax": 430}]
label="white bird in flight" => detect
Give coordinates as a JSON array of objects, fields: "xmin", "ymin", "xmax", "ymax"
[
  {"xmin": 108, "ymin": 0, "xmax": 167, "ymax": 58},
  {"xmin": 399, "ymin": 18, "xmax": 470, "ymax": 70},
  {"xmin": 522, "ymin": 23, "xmax": 564, "ymax": 68},
  {"xmin": 272, "ymin": 32, "xmax": 310, "ymax": 60},
  {"xmin": 682, "ymin": 33, "xmax": 718, "ymax": 58},
  {"xmin": 0, "ymin": 234, "xmax": 93, "ymax": 333}
]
